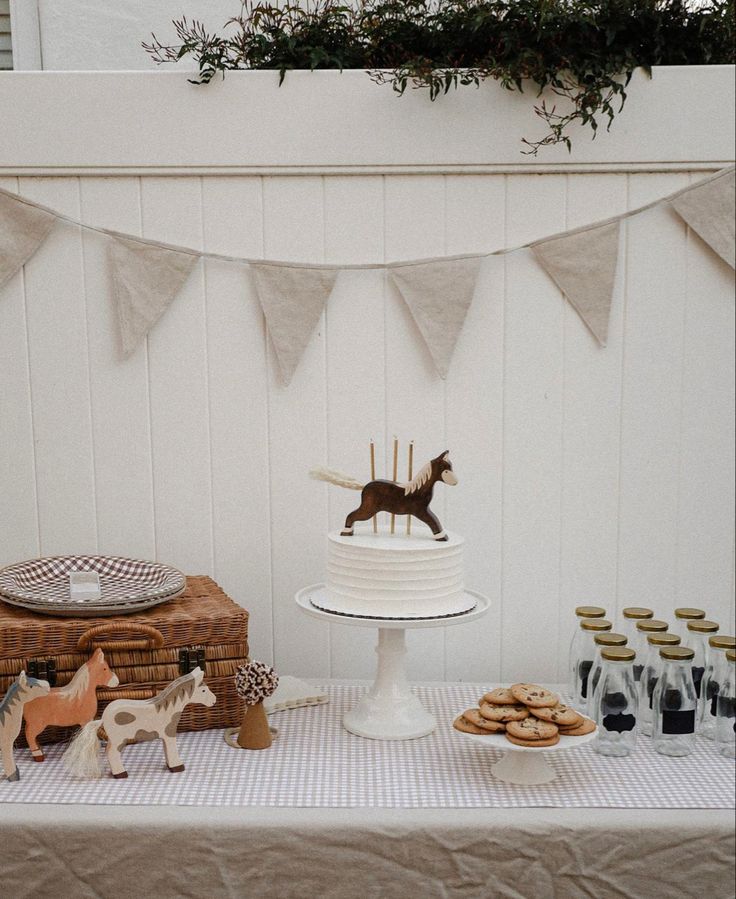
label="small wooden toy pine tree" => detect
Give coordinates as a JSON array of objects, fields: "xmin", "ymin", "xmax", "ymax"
[{"xmin": 234, "ymin": 660, "xmax": 279, "ymax": 750}]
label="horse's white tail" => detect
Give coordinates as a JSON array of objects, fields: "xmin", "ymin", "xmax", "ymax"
[
  {"xmin": 63, "ymin": 719, "xmax": 103, "ymax": 778},
  {"xmin": 309, "ymin": 467, "xmax": 364, "ymax": 491}
]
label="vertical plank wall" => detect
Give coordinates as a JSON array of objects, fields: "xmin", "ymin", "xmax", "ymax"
[{"xmin": 0, "ymin": 171, "xmax": 733, "ymax": 683}]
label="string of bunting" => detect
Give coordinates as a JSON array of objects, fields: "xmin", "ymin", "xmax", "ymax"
[{"xmin": 0, "ymin": 166, "xmax": 733, "ymax": 386}]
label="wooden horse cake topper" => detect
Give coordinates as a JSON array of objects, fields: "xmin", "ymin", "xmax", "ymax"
[
  {"xmin": 23, "ymin": 648, "xmax": 119, "ymax": 762},
  {"xmin": 1, "ymin": 671, "xmax": 50, "ymax": 782},
  {"xmin": 311, "ymin": 449, "xmax": 457, "ymax": 540},
  {"xmin": 63, "ymin": 666, "xmax": 215, "ymax": 779}
]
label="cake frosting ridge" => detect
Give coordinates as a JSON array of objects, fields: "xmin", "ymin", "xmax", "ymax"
[{"xmin": 319, "ymin": 528, "xmax": 473, "ymax": 619}]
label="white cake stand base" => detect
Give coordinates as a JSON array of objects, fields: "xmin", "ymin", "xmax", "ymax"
[
  {"xmin": 456, "ymin": 723, "xmax": 598, "ymax": 784},
  {"xmin": 295, "ymin": 585, "xmax": 491, "ymax": 741}
]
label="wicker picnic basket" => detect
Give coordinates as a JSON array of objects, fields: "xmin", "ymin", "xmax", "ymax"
[{"xmin": 0, "ymin": 575, "xmax": 248, "ymax": 747}]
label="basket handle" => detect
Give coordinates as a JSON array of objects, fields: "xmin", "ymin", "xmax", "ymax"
[{"xmin": 77, "ymin": 622, "xmax": 165, "ymax": 652}]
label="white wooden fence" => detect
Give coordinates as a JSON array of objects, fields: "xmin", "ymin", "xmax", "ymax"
[{"xmin": 0, "ymin": 69, "xmax": 733, "ymax": 683}]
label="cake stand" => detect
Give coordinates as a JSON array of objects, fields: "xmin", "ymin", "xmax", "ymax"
[
  {"xmin": 455, "ymin": 722, "xmax": 598, "ymax": 784},
  {"xmin": 295, "ymin": 584, "xmax": 491, "ymax": 741}
]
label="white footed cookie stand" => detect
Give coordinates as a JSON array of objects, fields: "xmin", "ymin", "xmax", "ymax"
[
  {"xmin": 456, "ymin": 725, "xmax": 598, "ymax": 784},
  {"xmin": 295, "ymin": 585, "xmax": 491, "ymax": 740}
]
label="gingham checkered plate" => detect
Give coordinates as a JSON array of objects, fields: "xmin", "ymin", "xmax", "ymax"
[{"xmin": 0, "ymin": 556, "xmax": 186, "ymax": 616}]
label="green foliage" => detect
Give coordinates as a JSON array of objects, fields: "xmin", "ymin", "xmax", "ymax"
[{"xmin": 143, "ymin": 1, "xmax": 735, "ymax": 154}]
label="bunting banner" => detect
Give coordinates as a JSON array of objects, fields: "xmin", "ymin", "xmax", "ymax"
[
  {"xmin": 531, "ymin": 221, "xmax": 621, "ymax": 347},
  {"xmin": 0, "ymin": 190, "xmax": 56, "ymax": 290},
  {"xmin": 670, "ymin": 168, "xmax": 735, "ymax": 269},
  {"xmin": 251, "ymin": 263, "xmax": 338, "ymax": 386},
  {"xmin": 390, "ymin": 257, "xmax": 482, "ymax": 378},
  {"xmin": 0, "ymin": 165, "xmax": 733, "ymax": 383},
  {"xmin": 108, "ymin": 235, "xmax": 199, "ymax": 358}
]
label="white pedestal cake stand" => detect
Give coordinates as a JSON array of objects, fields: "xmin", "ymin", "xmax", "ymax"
[{"xmin": 295, "ymin": 584, "xmax": 491, "ymax": 741}]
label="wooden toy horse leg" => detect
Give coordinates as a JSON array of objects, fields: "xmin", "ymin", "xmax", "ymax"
[
  {"xmin": 2, "ymin": 738, "xmax": 19, "ymax": 782},
  {"xmin": 412, "ymin": 507, "xmax": 448, "ymax": 541},
  {"xmin": 24, "ymin": 720, "xmax": 45, "ymax": 762},
  {"xmin": 106, "ymin": 741, "xmax": 128, "ymax": 779},
  {"xmin": 342, "ymin": 503, "xmax": 376, "ymax": 536},
  {"xmin": 162, "ymin": 735, "xmax": 185, "ymax": 773}
]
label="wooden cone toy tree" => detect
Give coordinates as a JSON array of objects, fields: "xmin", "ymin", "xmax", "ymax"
[{"xmin": 234, "ymin": 660, "xmax": 279, "ymax": 750}]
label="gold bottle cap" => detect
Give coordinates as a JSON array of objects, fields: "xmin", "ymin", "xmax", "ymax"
[
  {"xmin": 687, "ymin": 619, "xmax": 719, "ymax": 634},
  {"xmin": 709, "ymin": 635, "xmax": 736, "ymax": 650},
  {"xmin": 674, "ymin": 607, "xmax": 706, "ymax": 620},
  {"xmin": 575, "ymin": 606, "xmax": 606, "ymax": 618},
  {"xmin": 581, "ymin": 619, "xmax": 612, "ymax": 632},
  {"xmin": 726, "ymin": 650, "xmax": 736, "ymax": 663},
  {"xmin": 636, "ymin": 619, "xmax": 669, "ymax": 633},
  {"xmin": 659, "ymin": 646, "xmax": 695, "ymax": 661},
  {"xmin": 622, "ymin": 607, "xmax": 654, "ymax": 619},
  {"xmin": 594, "ymin": 632, "xmax": 627, "ymax": 646},
  {"xmin": 647, "ymin": 632, "xmax": 681, "ymax": 646},
  {"xmin": 601, "ymin": 647, "xmax": 636, "ymax": 662}
]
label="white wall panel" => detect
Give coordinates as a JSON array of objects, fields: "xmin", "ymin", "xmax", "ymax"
[
  {"xmin": 618, "ymin": 174, "xmax": 690, "ymax": 627},
  {"xmin": 0, "ymin": 166, "xmax": 733, "ymax": 681},
  {"xmin": 323, "ymin": 176, "xmax": 386, "ymax": 678},
  {"xmin": 262, "ymin": 176, "xmax": 330, "ymax": 677},
  {"xmin": 0, "ymin": 177, "xmax": 38, "ymax": 561},
  {"xmin": 140, "ymin": 178, "xmax": 214, "ymax": 578},
  {"xmin": 383, "ymin": 176, "xmax": 448, "ymax": 680},
  {"xmin": 502, "ymin": 175, "xmax": 566, "ymax": 683},
  {"xmin": 78, "ymin": 177, "xmax": 156, "ymax": 561},
  {"xmin": 17, "ymin": 178, "xmax": 97, "ymax": 555},
  {"xmin": 200, "ymin": 177, "xmax": 273, "ymax": 664},
  {"xmin": 557, "ymin": 174, "xmax": 628, "ymax": 672}
]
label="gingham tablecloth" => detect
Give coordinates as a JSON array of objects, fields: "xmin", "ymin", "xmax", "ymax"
[{"xmin": 2, "ymin": 683, "xmax": 734, "ymax": 808}]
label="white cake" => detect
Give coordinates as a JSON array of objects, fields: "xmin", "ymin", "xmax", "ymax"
[{"xmin": 317, "ymin": 528, "xmax": 473, "ymax": 619}]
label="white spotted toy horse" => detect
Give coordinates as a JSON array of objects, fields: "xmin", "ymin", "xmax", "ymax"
[
  {"xmin": 63, "ymin": 666, "xmax": 215, "ymax": 779},
  {"xmin": 1, "ymin": 671, "xmax": 51, "ymax": 782}
]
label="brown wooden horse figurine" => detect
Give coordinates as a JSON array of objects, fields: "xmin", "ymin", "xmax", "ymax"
[{"xmin": 311, "ymin": 451, "xmax": 457, "ymax": 540}]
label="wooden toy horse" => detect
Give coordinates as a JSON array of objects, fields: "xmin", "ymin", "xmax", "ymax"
[
  {"xmin": 311, "ymin": 450, "xmax": 458, "ymax": 540},
  {"xmin": 23, "ymin": 647, "xmax": 119, "ymax": 762},
  {"xmin": 1, "ymin": 672, "xmax": 50, "ymax": 782},
  {"xmin": 63, "ymin": 666, "xmax": 215, "ymax": 779}
]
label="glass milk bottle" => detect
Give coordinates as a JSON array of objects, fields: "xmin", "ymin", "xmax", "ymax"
[
  {"xmin": 652, "ymin": 647, "xmax": 698, "ymax": 757},
  {"xmin": 587, "ymin": 632, "xmax": 628, "ymax": 716},
  {"xmin": 620, "ymin": 607, "xmax": 653, "ymax": 647},
  {"xmin": 568, "ymin": 606, "xmax": 606, "ymax": 692},
  {"xmin": 632, "ymin": 619, "xmax": 669, "ymax": 683},
  {"xmin": 590, "ymin": 647, "xmax": 638, "ymax": 757},
  {"xmin": 685, "ymin": 619, "xmax": 719, "ymax": 701},
  {"xmin": 716, "ymin": 650, "xmax": 736, "ymax": 759},
  {"xmin": 673, "ymin": 607, "xmax": 706, "ymax": 645},
  {"xmin": 573, "ymin": 619, "xmax": 612, "ymax": 708},
  {"xmin": 638, "ymin": 632, "xmax": 681, "ymax": 737},
  {"xmin": 701, "ymin": 635, "xmax": 736, "ymax": 739}
]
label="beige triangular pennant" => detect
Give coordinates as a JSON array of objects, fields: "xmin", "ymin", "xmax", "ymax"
[
  {"xmin": 107, "ymin": 235, "xmax": 199, "ymax": 357},
  {"xmin": 532, "ymin": 220, "xmax": 621, "ymax": 347},
  {"xmin": 670, "ymin": 168, "xmax": 735, "ymax": 269},
  {"xmin": 389, "ymin": 257, "xmax": 482, "ymax": 378},
  {"xmin": 0, "ymin": 190, "xmax": 57, "ymax": 290},
  {"xmin": 251, "ymin": 264, "xmax": 338, "ymax": 386}
]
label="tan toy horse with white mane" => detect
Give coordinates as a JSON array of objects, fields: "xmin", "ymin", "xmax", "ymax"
[
  {"xmin": 63, "ymin": 666, "xmax": 215, "ymax": 779},
  {"xmin": 23, "ymin": 647, "xmax": 119, "ymax": 762}
]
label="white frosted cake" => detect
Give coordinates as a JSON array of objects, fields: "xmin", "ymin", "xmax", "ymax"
[{"xmin": 317, "ymin": 528, "xmax": 473, "ymax": 619}]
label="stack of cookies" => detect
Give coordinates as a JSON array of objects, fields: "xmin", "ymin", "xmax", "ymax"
[{"xmin": 453, "ymin": 683, "xmax": 596, "ymax": 747}]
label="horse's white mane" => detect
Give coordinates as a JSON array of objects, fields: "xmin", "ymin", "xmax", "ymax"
[
  {"xmin": 404, "ymin": 460, "xmax": 433, "ymax": 495},
  {"xmin": 62, "ymin": 664, "xmax": 90, "ymax": 699}
]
